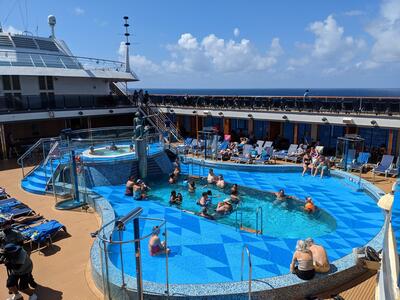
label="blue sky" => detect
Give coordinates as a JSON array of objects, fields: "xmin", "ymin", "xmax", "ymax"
[{"xmin": 1, "ymin": 0, "xmax": 399, "ymax": 88}]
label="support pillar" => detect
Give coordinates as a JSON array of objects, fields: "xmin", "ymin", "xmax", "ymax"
[
  {"xmin": 248, "ymin": 118, "xmax": 254, "ymax": 136},
  {"xmin": 293, "ymin": 123, "xmax": 298, "ymax": 144},
  {"xmin": 388, "ymin": 129, "xmax": 394, "ymax": 155},
  {"xmin": 311, "ymin": 124, "xmax": 318, "ymax": 142},
  {"xmin": 223, "ymin": 118, "xmax": 230, "ymax": 136},
  {"xmin": 135, "ymin": 139, "xmax": 148, "ymax": 179},
  {"xmin": 0, "ymin": 124, "xmax": 7, "ymax": 159}
]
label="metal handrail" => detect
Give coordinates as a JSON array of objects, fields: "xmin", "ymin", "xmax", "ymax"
[
  {"xmin": 0, "ymin": 49, "xmax": 125, "ymax": 71},
  {"xmin": 255, "ymin": 206, "xmax": 263, "ymax": 235},
  {"xmin": 241, "ymin": 245, "xmax": 252, "ymax": 300},
  {"xmin": 97, "ymin": 216, "xmax": 170, "ymax": 297},
  {"xmin": 17, "ymin": 136, "xmax": 59, "ymax": 178}
]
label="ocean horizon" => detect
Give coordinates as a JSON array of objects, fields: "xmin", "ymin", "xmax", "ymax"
[{"xmin": 138, "ymin": 88, "xmax": 400, "ymax": 97}]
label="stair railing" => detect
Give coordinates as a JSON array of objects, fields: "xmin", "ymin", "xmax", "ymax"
[
  {"xmin": 17, "ymin": 137, "xmax": 60, "ymax": 179},
  {"xmin": 255, "ymin": 206, "xmax": 263, "ymax": 235},
  {"xmin": 241, "ymin": 245, "xmax": 253, "ymax": 300}
]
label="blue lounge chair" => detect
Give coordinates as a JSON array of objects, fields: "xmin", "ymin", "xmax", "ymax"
[
  {"xmin": 386, "ymin": 156, "xmax": 399, "ymax": 177},
  {"xmin": 0, "ymin": 198, "xmax": 21, "ymax": 207},
  {"xmin": 254, "ymin": 147, "xmax": 274, "ymax": 164},
  {"xmin": 0, "ymin": 205, "xmax": 33, "ymax": 218},
  {"xmin": 20, "ymin": 219, "xmax": 67, "ymax": 250},
  {"xmin": 373, "ymin": 155, "xmax": 394, "ymax": 176},
  {"xmin": 176, "ymin": 137, "xmax": 193, "ymax": 153},
  {"xmin": 349, "ymin": 152, "xmax": 370, "ymax": 172},
  {"xmin": 234, "ymin": 144, "xmax": 254, "ymax": 163},
  {"xmin": 273, "ymin": 144, "xmax": 298, "ymax": 160}
]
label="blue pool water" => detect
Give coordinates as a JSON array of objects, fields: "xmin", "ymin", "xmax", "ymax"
[{"xmin": 148, "ymin": 178, "xmax": 336, "ymax": 238}]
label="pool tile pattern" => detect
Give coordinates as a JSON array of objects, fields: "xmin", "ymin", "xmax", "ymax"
[{"xmin": 93, "ymin": 165, "xmax": 384, "ymax": 285}]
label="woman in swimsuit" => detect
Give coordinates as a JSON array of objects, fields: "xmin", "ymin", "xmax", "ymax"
[
  {"xmin": 148, "ymin": 226, "xmax": 170, "ymax": 256},
  {"xmin": 125, "ymin": 176, "xmax": 135, "ymax": 196},
  {"xmin": 302, "ymin": 153, "xmax": 311, "ymax": 176}
]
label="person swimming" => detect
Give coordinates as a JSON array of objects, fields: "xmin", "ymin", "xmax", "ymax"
[
  {"xmin": 169, "ymin": 190, "xmax": 177, "ymax": 205},
  {"xmin": 304, "ymin": 197, "xmax": 316, "ymax": 213},
  {"xmin": 109, "ymin": 142, "xmax": 118, "ymax": 151},
  {"xmin": 207, "ymin": 168, "xmax": 218, "ymax": 184},
  {"xmin": 216, "ymin": 175, "xmax": 225, "ymax": 188},
  {"xmin": 89, "ymin": 146, "xmax": 95, "ymax": 155},
  {"xmin": 216, "ymin": 200, "xmax": 233, "ymax": 214},
  {"xmin": 168, "ymin": 173, "xmax": 176, "ymax": 184},
  {"xmin": 188, "ymin": 180, "xmax": 196, "ymax": 193},
  {"xmin": 197, "ymin": 192, "xmax": 209, "ymax": 207}
]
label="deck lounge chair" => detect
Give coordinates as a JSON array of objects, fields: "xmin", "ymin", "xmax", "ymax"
[
  {"xmin": 0, "ymin": 205, "xmax": 33, "ymax": 218},
  {"xmin": 273, "ymin": 144, "xmax": 298, "ymax": 160},
  {"xmin": 20, "ymin": 219, "xmax": 67, "ymax": 251},
  {"xmin": 373, "ymin": 155, "xmax": 394, "ymax": 176},
  {"xmin": 386, "ymin": 156, "xmax": 399, "ymax": 177},
  {"xmin": 336, "ymin": 149, "xmax": 356, "ymax": 170},
  {"xmin": 254, "ymin": 147, "xmax": 274, "ymax": 164},
  {"xmin": 176, "ymin": 137, "xmax": 193, "ymax": 153},
  {"xmin": 263, "ymin": 141, "xmax": 273, "ymax": 148},
  {"xmin": 349, "ymin": 152, "xmax": 370, "ymax": 172},
  {"xmin": 232, "ymin": 144, "xmax": 253, "ymax": 163}
]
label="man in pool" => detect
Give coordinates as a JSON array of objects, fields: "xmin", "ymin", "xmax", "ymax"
[
  {"xmin": 305, "ymin": 238, "xmax": 330, "ymax": 273},
  {"xmin": 89, "ymin": 146, "xmax": 95, "ymax": 155},
  {"xmin": 274, "ymin": 189, "xmax": 294, "ymax": 203},
  {"xmin": 109, "ymin": 142, "xmax": 118, "ymax": 151},
  {"xmin": 216, "ymin": 200, "xmax": 233, "ymax": 214},
  {"xmin": 129, "ymin": 144, "xmax": 134, "ymax": 152},
  {"xmin": 199, "ymin": 207, "xmax": 214, "ymax": 220},
  {"xmin": 197, "ymin": 192, "xmax": 209, "ymax": 207}
]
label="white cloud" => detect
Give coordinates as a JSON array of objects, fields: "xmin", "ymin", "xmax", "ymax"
[
  {"xmin": 366, "ymin": 0, "xmax": 400, "ymax": 63},
  {"xmin": 177, "ymin": 33, "xmax": 198, "ymax": 50},
  {"xmin": 74, "ymin": 7, "xmax": 85, "ymax": 16},
  {"xmin": 307, "ymin": 15, "xmax": 365, "ymax": 61},
  {"xmin": 344, "ymin": 10, "xmax": 364, "ymax": 17},
  {"xmin": 3, "ymin": 26, "xmax": 22, "ymax": 34},
  {"xmin": 118, "ymin": 42, "xmax": 160, "ymax": 74},
  {"xmin": 233, "ymin": 28, "xmax": 240, "ymax": 37}
]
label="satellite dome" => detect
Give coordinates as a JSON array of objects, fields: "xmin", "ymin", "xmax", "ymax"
[{"xmin": 48, "ymin": 15, "xmax": 56, "ymax": 25}]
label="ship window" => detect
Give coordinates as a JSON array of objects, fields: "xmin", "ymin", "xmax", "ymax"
[
  {"xmin": 2, "ymin": 76, "xmax": 12, "ymax": 90},
  {"xmin": 11, "ymin": 76, "xmax": 21, "ymax": 90},
  {"xmin": 2, "ymin": 75, "xmax": 20, "ymax": 90},
  {"xmin": 46, "ymin": 76, "xmax": 54, "ymax": 90},
  {"xmin": 38, "ymin": 76, "xmax": 46, "ymax": 90},
  {"xmin": 38, "ymin": 76, "xmax": 54, "ymax": 90}
]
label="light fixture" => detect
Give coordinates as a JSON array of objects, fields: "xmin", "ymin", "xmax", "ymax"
[
  {"xmin": 78, "ymin": 111, "xmax": 83, "ymax": 116},
  {"xmin": 169, "ymin": 109, "xmax": 174, "ymax": 113},
  {"xmin": 321, "ymin": 117, "xmax": 328, "ymax": 122},
  {"xmin": 109, "ymin": 109, "xmax": 114, "ymax": 113},
  {"xmin": 203, "ymin": 110, "xmax": 210, "ymax": 115},
  {"xmin": 248, "ymin": 113, "xmax": 253, "ymax": 118},
  {"xmin": 218, "ymin": 112, "xmax": 224, "ymax": 116},
  {"xmin": 371, "ymin": 120, "xmax": 377, "ymax": 126},
  {"xmin": 192, "ymin": 110, "xmax": 197, "ymax": 114},
  {"xmin": 282, "ymin": 115, "xmax": 288, "ymax": 120},
  {"xmin": 48, "ymin": 111, "xmax": 55, "ymax": 118}
]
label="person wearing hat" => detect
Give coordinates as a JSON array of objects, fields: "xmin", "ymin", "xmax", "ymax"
[
  {"xmin": 0, "ymin": 243, "xmax": 38, "ymax": 300},
  {"xmin": 0, "ymin": 220, "xmax": 24, "ymax": 247}
]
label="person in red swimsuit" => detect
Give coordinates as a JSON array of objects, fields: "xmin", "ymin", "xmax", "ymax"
[{"xmin": 148, "ymin": 226, "xmax": 170, "ymax": 256}]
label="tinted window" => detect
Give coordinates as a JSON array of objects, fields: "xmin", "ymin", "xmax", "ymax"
[
  {"xmin": 38, "ymin": 76, "xmax": 46, "ymax": 90},
  {"xmin": 2, "ymin": 76, "xmax": 11, "ymax": 90},
  {"xmin": 46, "ymin": 76, "xmax": 54, "ymax": 90},
  {"xmin": 11, "ymin": 76, "xmax": 21, "ymax": 90}
]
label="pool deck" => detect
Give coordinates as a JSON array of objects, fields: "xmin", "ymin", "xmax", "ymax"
[{"xmin": 0, "ymin": 159, "xmax": 396, "ymax": 299}]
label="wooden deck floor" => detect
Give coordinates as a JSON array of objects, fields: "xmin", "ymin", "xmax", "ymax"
[{"xmin": 339, "ymin": 274, "xmax": 376, "ymax": 300}]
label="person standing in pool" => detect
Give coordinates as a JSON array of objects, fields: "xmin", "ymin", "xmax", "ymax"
[
  {"xmin": 197, "ymin": 192, "xmax": 209, "ymax": 207},
  {"xmin": 230, "ymin": 184, "xmax": 240, "ymax": 203},
  {"xmin": 304, "ymin": 197, "xmax": 316, "ymax": 213},
  {"xmin": 125, "ymin": 176, "xmax": 135, "ymax": 196},
  {"xmin": 148, "ymin": 226, "xmax": 170, "ymax": 256},
  {"xmin": 207, "ymin": 169, "xmax": 218, "ymax": 184},
  {"xmin": 188, "ymin": 180, "xmax": 196, "ymax": 193},
  {"xmin": 216, "ymin": 200, "xmax": 233, "ymax": 214},
  {"xmin": 199, "ymin": 207, "xmax": 214, "ymax": 220},
  {"xmin": 273, "ymin": 189, "xmax": 294, "ymax": 204},
  {"xmin": 216, "ymin": 175, "xmax": 225, "ymax": 188}
]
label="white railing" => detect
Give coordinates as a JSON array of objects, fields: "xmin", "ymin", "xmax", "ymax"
[{"xmin": 0, "ymin": 49, "xmax": 125, "ymax": 72}]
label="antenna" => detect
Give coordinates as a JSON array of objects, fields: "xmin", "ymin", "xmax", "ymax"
[
  {"xmin": 123, "ymin": 16, "xmax": 131, "ymax": 73},
  {"xmin": 48, "ymin": 15, "xmax": 56, "ymax": 38}
]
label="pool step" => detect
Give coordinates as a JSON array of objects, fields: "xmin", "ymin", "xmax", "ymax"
[{"xmin": 240, "ymin": 226, "xmax": 261, "ymax": 235}]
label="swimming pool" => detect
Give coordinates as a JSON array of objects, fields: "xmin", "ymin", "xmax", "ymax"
[
  {"xmin": 148, "ymin": 177, "xmax": 337, "ymax": 238},
  {"xmin": 92, "ymin": 163, "xmax": 384, "ymax": 286},
  {"xmin": 82, "ymin": 145, "xmax": 134, "ymax": 158}
]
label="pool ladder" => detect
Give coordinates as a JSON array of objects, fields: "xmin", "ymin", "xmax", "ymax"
[
  {"xmin": 235, "ymin": 206, "xmax": 263, "ymax": 235},
  {"xmin": 241, "ymin": 245, "xmax": 252, "ymax": 300}
]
